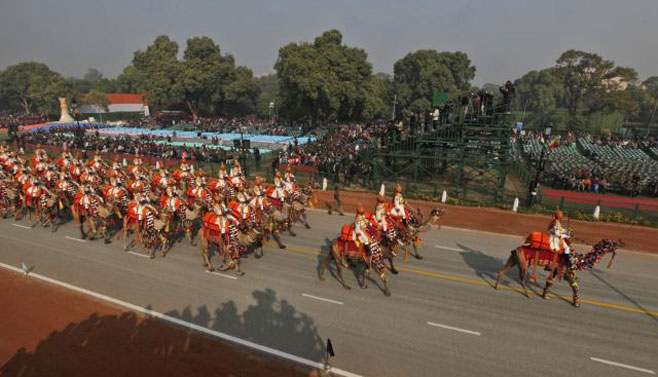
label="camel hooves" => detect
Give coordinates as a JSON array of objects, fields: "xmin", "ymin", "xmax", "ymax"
[
  {"xmin": 305, "ymin": 224, "xmax": 311, "ymax": 229},
  {"xmin": 384, "ymin": 290, "xmax": 392, "ymax": 297},
  {"xmin": 415, "ymin": 255, "xmax": 423, "ymax": 260},
  {"xmin": 235, "ymin": 271, "xmax": 245, "ymax": 277},
  {"xmin": 391, "ymin": 269, "xmax": 399, "ymax": 275},
  {"xmin": 343, "ymin": 285, "xmax": 351, "ymax": 290}
]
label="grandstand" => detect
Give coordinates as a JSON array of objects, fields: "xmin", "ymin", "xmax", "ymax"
[{"xmin": 518, "ymin": 136, "xmax": 658, "ymax": 196}]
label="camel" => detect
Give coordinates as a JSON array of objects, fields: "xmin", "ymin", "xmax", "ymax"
[
  {"xmin": 318, "ymin": 234, "xmax": 391, "ymax": 296},
  {"xmin": 494, "ymin": 238, "xmax": 622, "ymax": 307},
  {"xmin": 199, "ymin": 214, "xmax": 244, "ymax": 276}
]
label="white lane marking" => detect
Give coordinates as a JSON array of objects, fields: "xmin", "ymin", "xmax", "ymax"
[
  {"xmin": 127, "ymin": 251, "xmax": 150, "ymax": 258},
  {"xmin": 590, "ymin": 357, "xmax": 656, "ymax": 375},
  {"xmin": 204, "ymin": 270, "xmax": 238, "ymax": 280},
  {"xmin": 65, "ymin": 236, "xmax": 86, "ymax": 243},
  {"xmin": 435, "ymin": 245, "xmax": 464, "ymax": 252},
  {"xmin": 427, "ymin": 321, "xmax": 481, "ymax": 336},
  {"xmin": 0, "ymin": 262, "xmax": 361, "ymax": 377},
  {"xmin": 12, "ymin": 224, "xmax": 31, "ymax": 229},
  {"xmin": 302, "ymin": 293, "xmax": 344, "ymax": 305}
]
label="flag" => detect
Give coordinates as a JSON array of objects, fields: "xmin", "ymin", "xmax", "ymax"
[{"xmin": 326, "ymin": 339, "xmax": 335, "ymax": 357}]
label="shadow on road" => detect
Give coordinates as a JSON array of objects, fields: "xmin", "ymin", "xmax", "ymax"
[
  {"xmin": 0, "ymin": 289, "xmax": 324, "ymax": 377},
  {"xmin": 589, "ymin": 269, "xmax": 658, "ymax": 324},
  {"xmin": 457, "ymin": 243, "xmax": 505, "ymax": 288}
]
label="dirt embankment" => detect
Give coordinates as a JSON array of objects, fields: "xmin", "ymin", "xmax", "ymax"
[{"xmin": 313, "ymin": 189, "xmax": 658, "ymax": 254}]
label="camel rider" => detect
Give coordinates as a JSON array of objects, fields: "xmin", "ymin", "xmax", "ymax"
[
  {"xmin": 548, "ymin": 210, "xmax": 571, "ymax": 255},
  {"xmin": 230, "ymin": 159, "xmax": 242, "ymax": 178},
  {"xmin": 235, "ymin": 184, "xmax": 250, "ymax": 221},
  {"xmin": 352, "ymin": 205, "xmax": 374, "ymax": 249},
  {"xmin": 160, "ymin": 186, "xmax": 182, "ymax": 214},
  {"xmin": 284, "ymin": 166, "xmax": 295, "ymax": 183},
  {"xmin": 250, "ymin": 176, "xmax": 267, "ymax": 211},
  {"xmin": 389, "ymin": 183, "xmax": 409, "ymax": 222},
  {"xmin": 229, "ymin": 160, "xmax": 243, "ymax": 189},
  {"xmin": 44, "ymin": 165, "xmax": 58, "ymax": 188},
  {"xmin": 283, "ymin": 166, "xmax": 296, "ymax": 195},
  {"xmin": 375, "ymin": 195, "xmax": 396, "ymax": 243},
  {"xmin": 218, "ymin": 163, "xmax": 229, "ymax": 182},
  {"xmin": 24, "ymin": 179, "xmax": 44, "ymax": 207}
]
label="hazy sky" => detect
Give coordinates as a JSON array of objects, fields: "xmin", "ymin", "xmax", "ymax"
[{"xmin": 1, "ymin": 0, "xmax": 656, "ymax": 85}]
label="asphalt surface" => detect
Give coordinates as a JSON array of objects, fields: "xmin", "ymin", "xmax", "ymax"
[{"xmin": 1, "ymin": 210, "xmax": 657, "ymax": 377}]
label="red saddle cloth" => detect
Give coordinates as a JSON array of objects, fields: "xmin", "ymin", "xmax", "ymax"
[
  {"xmin": 335, "ymin": 239, "xmax": 365, "ymax": 260},
  {"xmin": 518, "ymin": 246, "xmax": 561, "ymax": 266}
]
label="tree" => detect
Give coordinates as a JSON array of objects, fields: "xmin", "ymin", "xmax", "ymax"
[
  {"xmin": 177, "ymin": 36, "xmax": 225, "ymax": 120},
  {"xmin": 514, "ymin": 68, "xmax": 564, "ymax": 115},
  {"xmin": 116, "ymin": 65, "xmax": 141, "ymax": 93},
  {"xmin": 131, "ymin": 35, "xmax": 182, "ymax": 109},
  {"xmin": 275, "ymin": 29, "xmax": 374, "ymax": 124},
  {"xmin": 82, "ymin": 89, "xmax": 110, "ymax": 110},
  {"xmin": 0, "ymin": 62, "xmax": 69, "ymax": 115},
  {"xmin": 393, "ymin": 50, "xmax": 476, "ymax": 115},
  {"xmin": 223, "ymin": 66, "xmax": 260, "ymax": 116},
  {"xmin": 363, "ymin": 72, "xmax": 393, "ymax": 120},
  {"xmin": 255, "ymin": 74, "xmax": 279, "ymax": 117},
  {"xmin": 555, "ymin": 50, "xmax": 616, "ymax": 130},
  {"xmin": 643, "ymin": 76, "xmax": 658, "ymax": 99}
]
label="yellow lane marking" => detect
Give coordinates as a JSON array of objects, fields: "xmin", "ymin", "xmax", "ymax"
[{"xmin": 275, "ymin": 244, "xmax": 658, "ymax": 317}]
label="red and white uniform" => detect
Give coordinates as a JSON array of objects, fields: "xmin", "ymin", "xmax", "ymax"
[{"xmin": 389, "ymin": 193, "xmax": 408, "ymax": 220}]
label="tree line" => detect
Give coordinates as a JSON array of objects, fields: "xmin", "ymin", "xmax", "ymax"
[{"xmin": 1, "ymin": 29, "xmax": 656, "ymax": 132}]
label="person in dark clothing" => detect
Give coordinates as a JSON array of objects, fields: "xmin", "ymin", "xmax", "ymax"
[
  {"xmin": 328, "ymin": 185, "xmax": 344, "ymax": 216},
  {"xmin": 499, "ymin": 81, "xmax": 516, "ymax": 112}
]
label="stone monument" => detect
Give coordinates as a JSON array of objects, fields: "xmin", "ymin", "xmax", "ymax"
[{"xmin": 57, "ymin": 97, "xmax": 75, "ymax": 123}]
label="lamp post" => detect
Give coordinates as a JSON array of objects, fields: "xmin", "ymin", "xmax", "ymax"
[
  {"xmin": 71, "ymin": 98, "xmax": 83, "ymax": 148},
  {"xmin": 526, "ymin": 123, "xmax": 552, "ymax": 207},
  {"xmin": 240, "ymin": 126, "xmax": 248, "ymax": 178}
]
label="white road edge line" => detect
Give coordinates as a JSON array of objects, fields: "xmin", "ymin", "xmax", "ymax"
[
  {"xmin": 65, "ymin": 236, "xmax": 87, "ymax": 243},
  {"xmin": 427, "ymin": 321, "xmax": 481, "ymax": 336},
  {"xmin": 590, "ymin": 357, "xmax": 656, "ymax": 375},
  {"xmin": 127, "ymin": 251, "xmax": 151, "ymax": 259},
  {"xmin": 204, "ymin": 270, "xmax": 238, "ymax": 280},
  {"xmin": 0, "ymin": 262, "xmax": 362, "ymax": 377},
  {"xmin": 302, "ymin": 293, "xmax": 344, "ymax": 305},
  {"xmin": 12, "ymin": 224, "xmax": 31, "ymax": 229},
  {"xmin": 434, "ymin": 245, "xmax": 464, "ymax": 252}
]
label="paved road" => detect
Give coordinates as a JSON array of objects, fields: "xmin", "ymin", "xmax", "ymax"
[{"xmin": 1, "ymin": 211, "xmax": 657, "ymax": 377}]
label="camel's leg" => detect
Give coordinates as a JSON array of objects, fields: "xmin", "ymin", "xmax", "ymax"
[
  {"xmin": 360, "ymin": 264, "xmax": 369, "ymax": 289},
  {"xmin": 380, "ymin": 270, "xmax": 391, "ymax": 297},
  {"xmin": 494, "ymin": 251, "xmax": 518, "ymax": 290},
  {"xmin": 234, "ymin": 259, "xmax": 245, "ymax": 277},
  {"xmin": 542, "ymin": 270, "xmax": 556, "ymax": 300},
  {"xmin": 160, "ymin": 235, "xmax": 168, "ymax": 257},
  {"xmin": 122, "ymin": 224, "xmax": 129, "ymax": 251},
  {"xmin": 518, "ymin": 264, "xmax": 531, "ymax": 298},
  {"xmin": 387, "ymin": 258, "xmax": 399, "ymax": 275},
  {"xmin": 302, "ymin": 212, "xmax": 311, "ymax": 229},
  {"xmin": 288, "ymin": 226, "xmax": 296, "ymax": 237},
  {"xmin": 273, "ymin": 231, "xmax": 286, "ymax": 249},
  {"xmin": 87, "ymin": 217, "xmax": 97, "ymax": 240},
  {"xmin": 103, "ymin": 225, "xmax": 111, "ymax": 244},
  {"xmin": 318, "ymin": 251, "xmax": 334, "ymax": 281},
  {"xmin": 565, "ymin": 271, "xmax": 580, "ymax": 307},
  {"xmin": 413, "ymin": 242, "xmax": 423, "ymax": 260},
  {"xmin": 186, "ymin": 228, "xmax": 196, "ymax": 246}
]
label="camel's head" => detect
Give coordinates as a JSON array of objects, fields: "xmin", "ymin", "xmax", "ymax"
[{"xmin": 427, "ymin": 206, "xmax": 445, "ymax": 228}]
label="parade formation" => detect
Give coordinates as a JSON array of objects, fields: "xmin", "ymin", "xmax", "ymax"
[{"xmin": 0, "ymin": 144, "xmax": 621, "ymax": 303}]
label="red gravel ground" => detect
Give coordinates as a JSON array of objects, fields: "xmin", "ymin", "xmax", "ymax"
[
  {"xmin": 0, "ymin": 268, "xmax": 326, "ymax": 377},
  {"xmin": 313, "ymin": 189, "xmax": 658, "ymax": 254}
]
